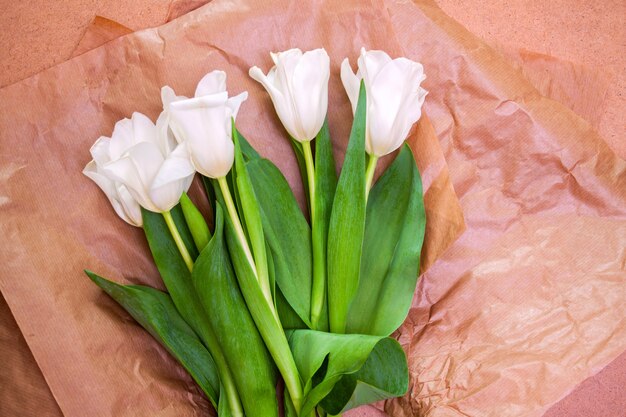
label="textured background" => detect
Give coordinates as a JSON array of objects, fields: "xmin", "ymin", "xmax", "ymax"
[{"xmin": 0, "ymin": 1, "xmax": 624, "ymax": 416}]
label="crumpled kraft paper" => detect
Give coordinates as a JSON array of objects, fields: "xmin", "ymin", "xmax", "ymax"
[
  {"xmin": 383, "ymin": 1, "xmax": 626, "ymax": 416},
  {"xmin": 1, "ymin": 0, "xmax": 623, "ymax": 415},
  {"xmin": 0, "ymin": 1, "xmax": 463, "ymax": 416}
]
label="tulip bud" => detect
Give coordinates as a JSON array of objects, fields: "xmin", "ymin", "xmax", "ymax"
[
  {"xmin": 168, "ymin": 71, "xmax": 247, "ymax": 179},
  {"xmin": 341, "ymin": 48, "xmax": 428, "ymax": 157},
  {"xmin": 249, "ymin": 48, "xmax": 330, "ymax": 142},
  {"xmin": 83, "ymin": 112, "xmax": 196, "ymax": 218}
]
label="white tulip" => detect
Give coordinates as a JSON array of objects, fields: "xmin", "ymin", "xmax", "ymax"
[
  {"xmin": 341, "ymin": 48, "xmax": 428, "ymax": 157},
  {"xmin": 84, "ymin": 112, "xmax": 196, "ymax": 218},
  {"xmin": 168, "ymin": 71, "xmax": 247, "ymax": 179},
  {"xmin": 249, "ymin": 48, "xmax": 330, "ymax": 142}
]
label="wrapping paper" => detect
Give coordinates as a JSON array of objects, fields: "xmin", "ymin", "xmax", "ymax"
[
  {"xmin": 0, "ymin": 1, "xmax": 624, "ymax": 416},
  {"xmin": 0, "ymin": 1, "xmax": 462, "ymax": 416},
  {"xmin": 385, "ymin": 1, "xmax": 626, "ymax": 416}
]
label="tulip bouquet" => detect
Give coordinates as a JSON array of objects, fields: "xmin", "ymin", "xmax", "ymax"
[{"xmin": 84, "ymin": 47, "xmax": 427, "ymax": 417}]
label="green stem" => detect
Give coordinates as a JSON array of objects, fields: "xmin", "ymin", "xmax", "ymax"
[
  {"xmin": 217, "ymin": 177, "xmax": 256, "ymax": 276},
  {"xmin": 250, "ymin": 297, "xmax": 304, "ymax": 415},
  {"xmin": 162, "ymin": 210, "xmax": 194, "ymax": 272},
  {"xmin": 163, "ymin": 210, "xmax": 244, "ymax": 417},
  {"xmin": 304, "ymin": 141, "xmax": 325, "ymax": 330},
  {"xmin": 302, "ymin": 141, "xmax": 316, "ymax": 220},
  {"xmin": 364, "ymin": 154, "xmax": 379, "ymax": 199},
  {"xmin": 218, "ymin": 176, "xmax": 276, "ymax": 319}
]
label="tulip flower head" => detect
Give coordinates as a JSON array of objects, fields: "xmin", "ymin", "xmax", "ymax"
[
  {"xmin": 249, "ymin": 48, "xmax": 330, "ymax": 142},
  {"xmin": 84, "ymin": 112, "xmax": 196, "ymax": 220},
  {"xmin": 341, "ymin": 48, "xmax": 428, "ymax": 157},
  {"xmin": 168, "ymin": 71, "xmax": 247, "ymax": 179}
]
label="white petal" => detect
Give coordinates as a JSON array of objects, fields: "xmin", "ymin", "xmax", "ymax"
[
  {"xmin": 387, "ymin": 87, "xmax": 428, "ymax": 156},
  {"xmin": 108, "ymin": 113, "xmax": 159, "ymax": 160},
  {"xmin": 84, "ymin": 161, "xmax": 142, "ymax": 226},
  {"xmin": 155, "ymin": 110, "xmax": 177, "ymax": 154},
  {"xmin": 273, "ymin": 49, "xmax": 303, "ymax": 72},
  {"xmin": 169, "ymin": 96, "xmax": 234, "ymax": 178},
  {"xmin": 358, "ymin": 48, "xmax": 392, "ymax": 88},
  {"xmin": 367, "ymin": 61, "xmax": 408, "ymax": 154},
  {"xmin": 226, "ymin": 91, "xmax": 248, "ymax": 120},
  {"xmin": 290, "ymin": 49, "xmax": 330, "ymax": 141},
  {"xmin": 83, "ymin": 160, "xmax": 117, "ymax": 201},
  {"xmin": 117, "ymin": 184, "xmax": 143, "ymax": 226},
  {"xmin": 131, "ymin": 112, "xmax": 160, "ymax": 147},
  {"xmin": 340, "ymin": 58, "xmax": 361, "ymax": 114},
  {"xmin": 366, "ymin": 57, "xmax": 428, "ymax": 157},
  {"xmin": 195, "ymin": 70, "xmax": 227, "ymax": 97},
  {"xmin": 103, "ymin": 142, "xmax": 164, "ymax": 211},
  {"xmin": 250, "ymin": 66, "xmax": 298, "ymax": 139},
  {"xmin": 150, "ymin": 144, "xmax": 195, "ymax": 211},
  {"xmin": 108, "ymin": 117, "xmax": 134, "ymax": 160},
  {"xmin": 89, "ymin": 136, "xmax": 112, "ymax": 166},
  {"xmin": 161, "ymin": 86, "xmax": 177, "ymax": 107}
]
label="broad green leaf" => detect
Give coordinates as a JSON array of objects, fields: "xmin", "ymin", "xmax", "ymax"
[
  {"xmin": 171, "ymin": 203, "xmax": 199, "ymax": 260},
  {"xmin": 193, "ymin": 205, "xmax": 278, "ymax": 417},
  {"xmin": 142, "ymin": 208, "xmax": 243, "ymax": 416},
  {"xmin": 288, "ymin": 330, "xmax": 408, "ymax": 416},
  {"xmin": 319, "ymin": 336, "xmax": 408, "ymax": 414},
  {"xmin": 327, "ymin": 81, "xmax": 367, "ymax": 333},
  {"xmin": 275, "ymin": 283, "xmax": 308, "ymax": 330},
  {"xmin": 86, "ymin": 272, "xmax": 219, "ymax": 408},
  {"xmin": 180, "ymin": 192, "xmax": 211, "ymax": 251},
  {"xmin": 142, "ymin": 208, "xmax": 201, "ymax": 328},
  {"xmin": 202, "ymin": 176, "xmax": 217, "ymax": 214},
  {"xmin": 232, "ymin": 125, "xmax": 271, "ymax": 301},
  {"xmin": 246, "ymin": 158, "xmax": 313, "ymax": 328},
  {"xmin": 346, "ymin": 145, "xmax": 426, "ymax": 335},
  {"xmin": 266, "ymin": 239, "xmax": 276, "ymax": 303},
  {"xmin": 310, "ymin": 118, "xmax": 337, "ymax": 331},
  {"xmin": 213, "ymin": 178, "xmax": 306, "ymax": 414},
  {"xmin": 217, "ymin": 383, "xmax": 233, "ymax": 417}
]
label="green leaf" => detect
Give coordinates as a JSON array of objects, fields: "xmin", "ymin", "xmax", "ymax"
[
  {"xmin": 311, "ymin": 119, "xmax": 337, "ymax": 331},
  {"xmin": 217, "ymin": 383, "xmax": 233, "ymax": 417},
  {"xmin": 275, "ymin": 283, "xmax": 308, "ymax": 330},
  {"xmin": 288, "ymin": 330, "xmax": 408, "ymax": 416},
  {"xmin": 193, "ymin": 204, "xmax": 278, "ymax": 417},
  {"xmin": 142, "ymin": 208, "xmax": 200, "ymax": 328},
  {"xmin": 232, "ymin": 124, "xmax": 271, "ymax": 301},
  {"xmin": 180, "ymin": 192, "xmax": 211, "ymax": 251},
  {"xmin": 86, "ymin": 272, "xmax": 220, "ymax": 408},
  {"xmin": 202, "ymin": 175, "xmax": 217, "ymax": 215},
  {"xmin": 170, "ymin": 203, "xmax": 199, "ymax": 260},
  {"xmin": 327, "ymin": 81, "xmax": 367, "ymax": 333},
  {"xmin": 346, "ymin": 145, "xmax": 426, "ymax": 335},
  {"xmin": 284, "ymin": 385, "xmax": 298, "ymax": 417},
  {"xmin": 246, "ymin": 158, "xmax": 313, "ymax": 328},
  {"xmin": 142, "ymin": 208, "xmax": 244, "ymax": 416}
]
